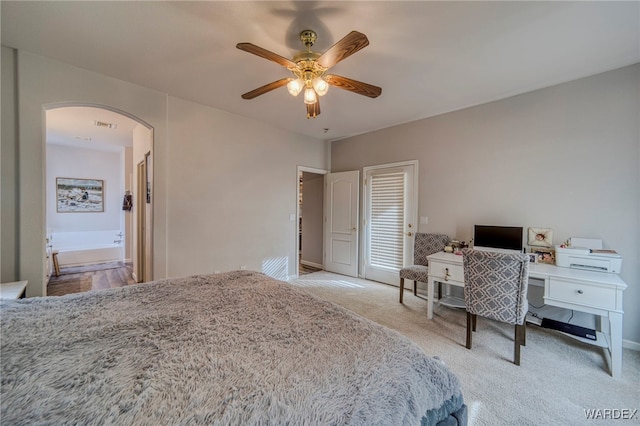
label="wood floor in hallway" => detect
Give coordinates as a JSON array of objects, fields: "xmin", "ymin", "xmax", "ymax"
[
  {"xmin": 48, "ymin": 260, "xmax": 323, "ymax": 296},
  {"xmin": 299, "ymin": 263, "xmax": 322, "ymax": 275},
  {"xmin": 47, "ymin": 262, "xmax": 137, "ymax": 296}
]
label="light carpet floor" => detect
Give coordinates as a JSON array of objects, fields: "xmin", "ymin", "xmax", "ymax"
[{"xmin": 289, "ymin": 271, "xmax": 640, "ymax": 426}]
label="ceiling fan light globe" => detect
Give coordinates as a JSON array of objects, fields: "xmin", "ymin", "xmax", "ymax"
[
  {"xmin": 304, "ymin": 88, "xmax": 317, "ymax": 104},
  {"xmin": 287, "ymin": 78, "xmax": 304, "ymax": 96},
  {"xmin": 312, "ymin": 77, "xmax": 329, "ymax": 96}
]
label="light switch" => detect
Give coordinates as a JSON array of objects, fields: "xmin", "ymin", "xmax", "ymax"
[
  {"xmin": 420, "ymin": 216, "xmax": 428, "ymax": 224},
  {"xmin": 289, "ymin": 213, "xmax": 296, "ymax": 221}
]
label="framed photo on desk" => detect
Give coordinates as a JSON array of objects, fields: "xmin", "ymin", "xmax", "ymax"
[{"xmin": 531, "ymin": 247, "xmax": 555, "ymax": 264}]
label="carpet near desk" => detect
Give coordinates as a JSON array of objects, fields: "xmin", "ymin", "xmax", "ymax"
[{"xmin": 289, "ymin": 271, "xmax": 640, "ymax": 426}]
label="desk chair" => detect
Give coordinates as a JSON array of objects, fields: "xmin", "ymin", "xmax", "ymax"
[
  {"xmin": 399, "ymin": 233, "xmax": 450, "ymax": 303},
  {"xmin": 462, "ymin": 249, "xmax": 529, "ymax": 365}
]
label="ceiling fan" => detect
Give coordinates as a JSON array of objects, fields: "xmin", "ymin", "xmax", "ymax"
[{"xmin": 237, "ymin": 30, "xmax": 382, "ymax": 119}]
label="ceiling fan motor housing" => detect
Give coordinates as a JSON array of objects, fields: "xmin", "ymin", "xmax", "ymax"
[{"xmin": 300, "ymin": 30, "xmax": 317, "ymax": 48}]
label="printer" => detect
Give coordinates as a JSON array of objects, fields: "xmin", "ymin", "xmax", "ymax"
[{"xmin": 555, "ymin": 237, "xmax": 622, "ymax": 274}]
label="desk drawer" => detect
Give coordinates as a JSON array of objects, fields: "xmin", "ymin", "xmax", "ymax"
[
  {"xmin": 429, "ymin": 260, "xmax": 464, "ymax": 283},
  {"xmin": 548, "ymin": 278, "xmax": 616, "ymax": 310}
]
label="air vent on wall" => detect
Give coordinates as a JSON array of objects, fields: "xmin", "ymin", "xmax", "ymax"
[{"xmin": 94, "ymin": 120, "xmax": 118, "ymax": 129}]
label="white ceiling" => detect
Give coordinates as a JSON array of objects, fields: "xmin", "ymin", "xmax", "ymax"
[
  {"xmin": 2, "ymin": 1, "xmax": 639, "ymax": 143},
  {"xmin": 46, "ymin": 107, "xmax": 139, "ymax": 152}
]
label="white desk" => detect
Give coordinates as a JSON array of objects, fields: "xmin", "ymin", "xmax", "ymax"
[
  {"xmin": 426, "ymin": 252, "xmax": 627, "ymax": 378},
  {"xmin": 0, "ymin": 280, "xmax": 28, "ymax": 300}
]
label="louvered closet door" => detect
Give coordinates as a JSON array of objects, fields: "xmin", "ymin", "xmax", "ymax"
[{"xmin": 363, "ymin": 162, "xmax": 417, "ymax": 286}]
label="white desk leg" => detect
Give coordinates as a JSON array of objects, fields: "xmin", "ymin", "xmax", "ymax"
[
  {"xmin": 427, "ymin": 277, "xmax": 435, "ymax": 319},
  {"xmin": 609, "ymin": 312, "xmax": 623, "ymax": 379}
]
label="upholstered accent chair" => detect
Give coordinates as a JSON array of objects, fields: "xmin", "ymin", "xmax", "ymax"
[
  {"xmin": 399, "ymin": 233, "xmax": 450, "ymax": 303},
  {"xmin": 462, "ymin": 249, "xmax": 530, "ymax": 365}
]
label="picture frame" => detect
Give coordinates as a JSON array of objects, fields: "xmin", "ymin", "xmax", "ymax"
[
  {"xmin": 531, "ymin": 247, "xmax": 555, "ymax": 265},
  {"xmin": 56, "ymin": 178, "xmax": 104, "ymax": 213},
  {"xmin": 527, "ymin": 253, "xmax": 538, "ymax": 264},
  {"xmin": 528, "ymin": 227, "xmax": 553, "ymax": 247}
]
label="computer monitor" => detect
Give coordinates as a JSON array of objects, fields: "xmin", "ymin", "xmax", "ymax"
[{"xmin": 473, "ymin": 225, "xmax": 524, "ymax": 252}]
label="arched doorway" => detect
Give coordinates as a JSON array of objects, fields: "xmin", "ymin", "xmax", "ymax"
[{"xmin": 45, "ymin": 104, "xmax": 154, "ymax": 291}]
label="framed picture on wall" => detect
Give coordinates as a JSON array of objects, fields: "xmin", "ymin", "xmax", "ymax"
[
  {"xmin": 527, "ymin": 227, "xmax": 553, "ymax": 247},
  {"xmin": 56, "ymin": 177, "xmax": 104, "ymax": 213}
]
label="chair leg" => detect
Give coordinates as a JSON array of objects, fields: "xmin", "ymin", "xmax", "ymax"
[
  {"xmin": 399, "ymin": 278, "xmax": 405, "ymax": 303},
  {"xmin": 523, "ymin": 321, "xmax": 527, "ymax": 347},
  {"xmin": 472, "ymin": 314, "xmax": 477, "ymax": 332},
  {"xmin": 52, "ymin": 251, "xmax": 60, "ymax": 277},
  {"xmin": 413, "ymin": 280, "xmax": 417, "ymax": 296},
  {"xmin": 466, "ymin": 312, "xmax": 473, "ymax": 349},
  {"xmin": 514, "ymin": 323, "xmax": 525, "ymax": 366}
]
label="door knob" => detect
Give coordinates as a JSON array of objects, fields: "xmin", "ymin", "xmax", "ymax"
[{"xmin": 406, "ymin": 232, "xmax": 413, "ymax": 237}]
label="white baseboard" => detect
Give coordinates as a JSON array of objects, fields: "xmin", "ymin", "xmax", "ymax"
[
  {"xmin": 300, "ymin": 260, "xmax": 323, "ymax": 269},
  {"xmin": 623, "ymin": 339, "xmax": 640, "ymax": 351}
]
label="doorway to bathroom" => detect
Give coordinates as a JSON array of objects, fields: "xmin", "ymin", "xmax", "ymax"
[{"xmin": 45, "ymin": 105, "xmax": 153, "ymax": 289}]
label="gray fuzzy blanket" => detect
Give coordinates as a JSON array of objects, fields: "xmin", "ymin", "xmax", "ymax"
[{"xmin": 1, "ymin": 271, "xmax": 461, "ymax": 425}]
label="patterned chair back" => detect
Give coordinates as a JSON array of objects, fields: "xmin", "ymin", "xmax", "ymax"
[
  {"xmin": 414, "ymin": 233, "xmax": 450, "ymax": 266},
  {"xmin": 462, "ymin": 249, "xmax": 529, "ymax": 325}
]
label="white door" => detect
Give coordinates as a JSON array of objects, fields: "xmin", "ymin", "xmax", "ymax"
[
  {"xmin": 363, "ymin": 162, "xmax": 417, "ymax": 285},
  {"xmin": 324, "ymin": 171, "xmax": 359, "ymax": 277}
]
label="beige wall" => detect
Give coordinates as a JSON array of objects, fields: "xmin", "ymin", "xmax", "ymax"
[
  {"xmin": 4, "ymin": 49, "xmax": 168, "ymax": 296},
  {"xmin": 1, "ymin": 47, "xmax": 327, "ymax": 296},
  {"xmin": 332, "ymin": 64, "xmax": 640, "ymax": 345},
  {"xmin": 1, "ymin": 47, "xmax": 18, "ymax": 282},
  {"xmin": 166, "ymin": 97, "xmax": 327, "ymax": 280}
]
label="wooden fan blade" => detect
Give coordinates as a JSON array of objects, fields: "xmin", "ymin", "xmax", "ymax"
[
  {"xmin": 317, "ymin": 31, "xmax": 369, "ymax": 69},
  {"xmin": 236, "ymin": 43, "xmax": 297, "ymax": 69},
  {"xmin": 325, "ymin": 74, "xmax": 382, "ymax": 98},
  {"xmin": 306, "ymin": 99, "xmax": 321, "ymax": 119},
  {"xmin": 241, "ymin": 78, "xmax": 291, "ymax": 100}
]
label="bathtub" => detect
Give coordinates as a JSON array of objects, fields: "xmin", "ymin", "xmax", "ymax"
[{"xmin": 51, "ymin": 230, "xmax": 124, "ymax": 267}]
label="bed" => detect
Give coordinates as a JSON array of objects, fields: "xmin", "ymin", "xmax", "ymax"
[{"xmin": 1, "ymin": 271, "xmax": 466, "ymax": 425}]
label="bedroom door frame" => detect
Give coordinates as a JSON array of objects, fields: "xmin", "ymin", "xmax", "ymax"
[{"xmin": 295, "ymin": 166, "xmax": 328, "ymax": 278}]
